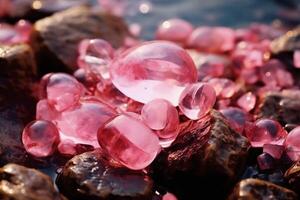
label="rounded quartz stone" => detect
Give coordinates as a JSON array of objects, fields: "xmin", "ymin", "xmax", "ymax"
[
  {"xmin": 285, "ymin": 127, "xmax": 300, "ymax": 161},
  {"xmin": 179, "ymin": 83, "xmax": 216, "ymax": 120},
  {"xmin": 0, "ymin": 20, "xmax": 32, "ymax": 44},
  {"xmin": 46, "ymin": 73, "xmax": 84, "ymax": 112},
  {"xmin": 156, "ymin": 18, "xmax": 193, "ymax": 44},
  {"xmin": 163, "ymin": 193, "xmax": 178, "ymax": 200},
  {"xmin": 110, "ymin": 41, "xmax": 198, "ymax": 106},
  {"xmin": 245, "ymin": 119, "xmax": 287, "ymax": 148},
  {"xmin": 208, "ymin": 78, "xmax": 238, "ymax": 99},
  {"xmin": 220, "ymin": 107, "xmax": 249, "ymax": 134},
  {"xmin": 237, "ymin": 92, "xmax": 256, "ymax": 112},
  {"xmin": 36, "ymin": 99, "xmax": 59, "ymax": 121},
  {"xmin": 98, "ymin": 114, "xmax": 160, "ymax": 170},
  {"xmin": 55, "ymin": 98, "xmax": 117, "ymax": 148},
  {"xmin": 22, "ymin": 120, "xmax": 60, "ymax": 157}
]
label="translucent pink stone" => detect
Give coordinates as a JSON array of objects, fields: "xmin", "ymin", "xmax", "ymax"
[
  {"xmin": 163, "ymin": 193, "xmax": 178, "ymax": 200},
  {"xmin": 179, "ymin": 83, "xmax": 216, "ymax": 120},
  {"xmin": 207, "ymin": 78, "xmax": 238, "ymax": 99},
  {"xmin": 110, "ymin": 41, "xmax": 198, "ymax": 106},
  {"xmin": 263, "ymin": 144, "xmax": 284, "ymax": 159},
  {"xmin": 46, "ymin": 73, "xmax": 85, "ymax": 112},
  {"xmin": 285, "ymin": 126, "xmax": 300, "ymax": 161},
  {"xmin": 220, "ymin": 107, "xmax": 249, "ymax": 134},
  {"xmin": 0, "ymin": 20, "xmax": 32, "ymax": 44},
  {"xmin": 187, "ymin": 27, "xmax": 235, "ymax": 53},
  {"xmin": 239, "ymin": 68, "xmax": 259, "ymax": 84},
  {"xmin": 57, "ymin": 140, "xmax": 77, "ymax": 156},
  {"xmin": 97, "ymin": 114, "xmax": 160, "ymax": 170},
  {"xmin": 156, "ymin": 18, "xmax": 193, "ymax": 44},
  {"xmin": 22, "ymin": 120, "xmax": 60, "ymax": 157},
  {"xmin": 55, "ymin": 98, "xmax": 117, "ymax": 148},
  {"xmin": 36, "ymin": 99, "xmax": 59, "ymax": 121},
  {"xmin": 237, "ymin": 92, "xmax": 256, "ymax": 112},
  {"xmin": 257, "ymin": 153, "xmax": 275, "ymax": 170},
  {"xmin": 245, "ymin": 119, "xmax": 287, "ymax": 147},
  {"xmin": 294, "ymin": 51, "xmax": 300, "ymax": 69}
]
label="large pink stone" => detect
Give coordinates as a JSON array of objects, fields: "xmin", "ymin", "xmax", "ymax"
[
  {"xmin": 22, "ymin": 120, "xmax": 60, "ymax": 157},
  {"xmin": 285, "ymin": 126, "xmax": 300, "ymax": 161},
  {"xmin": 237, "ymin": 92, "xmax": 256, "ymax": 112},
  {"xmin": 110, "ymin": 41, "xmax": 198, "ymax": 106},
  {"xmin": 179, "ymin": 83, "xmax": 216, "ymax": 120},
  {"xmin": 156, "ymin": 18, "xmax": 193, "ymax": 44},
  {"xmin": 98, "ymin": 114, "xmax": 160, "ymax": 170},
  {"xmin": 55, "ymin": 98, "xmax": 117, "ymax": 148},
  {"xmin": 0, "ymin": 20, "xmax": 32, "ymax": 44}
]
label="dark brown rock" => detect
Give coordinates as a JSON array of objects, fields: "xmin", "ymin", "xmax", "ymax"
[
  {"xmin": 227, "ymin": 178, "xmax": 298, "ymax": 200},
  {"xmin": 56, "ymin": 150, "xmax": 154, "ymax": 200},
  {"xmin": 284, "ymin": 161, "xmax": 300, "ymax": 193},
  {"xmin": 0, "ymin": 163, "xmax": 64, "ymax": 200},
  {"xmin": 151, "ymin": 110, "xmax": 250, "ymax": 200},
  {"xmin": 271, "ymin": 27, "xmax": 300, "ymax": 54},
  {"xmin": 30, "ymin": 6, "xmax": 129, "ymax": 74}
]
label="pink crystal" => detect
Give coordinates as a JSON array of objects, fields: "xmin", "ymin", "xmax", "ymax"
[
  {"xmin": 57, "ymin": 140, "xmax": 77, "ymax": 156},
  {"xmin": 98, "ymin": 114, "xmax": 160, "ymax": 170},
  {"xmin": 237, "ymin": 92, "xmax": 256, "ymax": 112},
  {"xmin": 55, "ymin": 98, "xmax": 117, "ymax": 148},
  {"xmin": 207, "ymin": 78, "xmax": 238, "ymax": 99},
  {"xmin": 110, "ymin": 41, "xmax": 198, "ymax": 106},
  {"xmin": 257, "ymin": 153, "xmax": 275, "ymax": 170},
  {"xmin": 163, "ymin": 193, "xmax": 178, "ymax": 200},
  {"xmin": 156, "ymin": 18, "xmax": 193, "ymax": 44},
  {"xmin": 187, "ymin": 27, "xmax": 235, "ymax": 53},
  {"xmin": 0, "ymin": 20, "xmax": 32, "ymax": 44},
  {"xmin": 245, "ymin": 119, "xmax": 287, "ymax": 147},
  {"xmin": 263, "ymin": 144, "xmax": 284, "ymax": 159},
  {"xmin": 179, "ymin": 83, "xmax": 216, "ymax": 120},
  {"xmin": 220, "ymin": 107, "xmax": 249, "ymax": 134},
  {"xmin": 294, "ymin": 51, "xmax": 300, "ymax": 68},
  {"xmin": 285, "ymin": 126, "xmax": 300, "ymax": 161},
  {"xmin": 36, "ymin": 99, "xmax": 59, "ymax": 121},
  {"xmin": 46, "ymin": 73, "xmax": 85, "ymax": 112},
  {"xmin": 22, "ymin": 120, "xmax": 60, "ymax": 157}
]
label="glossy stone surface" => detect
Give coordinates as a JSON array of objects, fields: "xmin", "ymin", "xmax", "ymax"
[
  {"xmin": 98, "ymin": 114, "xmax": 160, "ymax": 170},
  {"xmin": 220, "ymin": 107, "xmax": 249, "ymax": 134},
  {"xmin": 207, "ymin": 78, "xmax": 238, "ymax": 99},
  {"xmin": 162, "ymin": 193, "xmax": 177, "ymax": 200},
  {"xmin": 0, "ymin": 20, "xmax": 32, "ymax": 45},
  {"xmin": 285, "ymin": 126, "xmax": 300, "ymax": 161},
  {"xmin": 110, "ymin": 41, "xmax": 197, "ymax": 106},
  {"xmin": 36, "ymin": 99, "xmax": 59, "ymax": 121},
  {"xmin": 257, "ymin": 153, "xmax": 275, "ymax": 170},
  {"xmin": 263, "ymin": 144, "xmax": 284, "ymax": 159},
  {"xmin": 179, "ymin": 83, "xmax": 216, "ymax": 120},
  {"xmin": 237, "ymin": 92, "xmax": 256, "ymax": 112},
  {"xmin": 294, "ymin": 50, "xmax": 300, "ymax": 68}
]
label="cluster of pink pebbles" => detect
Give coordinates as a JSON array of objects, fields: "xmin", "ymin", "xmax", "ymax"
[{"xmin": 3, "ymin": 17, "xmax": 299, "ymax": 173}]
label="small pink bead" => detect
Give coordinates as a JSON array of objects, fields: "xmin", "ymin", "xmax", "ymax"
[
  {"xmin": 110, "ymin": 41, "xmax": 198, "ymax": 106},
  {"xmin": 46, "ymin": 73, "xmax": 84, "ymax": 112},
  {"xmin": 208, "ymin": 78, "xmax": 238, "ymax": 99},
  {"xmin": 179, "ymin": 83, "xmax": 216, "ymax": 120},
  {"xmin": 156, "ymin": 18, "xmax": 193, "ymax": 44},
  {"xmin": 285, "ymin": 126, "xmax": 300, "ymax": 161},
  {"xmin": 98, "ymin": 114, "xmax": 160, "ymax": 170},
  {"xmin": 220, "ymin": 107, "xmax": 249, "ymax": 134},
  {"xmin": 245, "ymin": 119, "xmax": 287, "ymax": 148},
  {"xmin": 237, "ymin": 92, "xmax": 256, "ymax": 112},
  {"xmin": 263, "ymin": 144, "xmax": 284, "ymax": 159},
  {"xmin": 0, "ymin": 20, "xmax": 31, "ymax": 44},
  {"xmin": 36, "ymin": 99, "xmax": 59, "ymax": 121},
  {"xmin": 294, "ymin": 51, "xmax": 300, "ymax": 68},
  {"xmin": 257, "ymin": 153, "xmax": 275, "ymax": 170},
  {"xmin": 163, "ymin": 193, "xmax": 178, "ymax": 200},
  {"xmin": 22, "ymin": 120, "xmax": 60, "ymax": 157}
]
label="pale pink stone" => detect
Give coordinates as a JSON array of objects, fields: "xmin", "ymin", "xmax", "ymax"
[
  {"xmin": 263, "ymin": 144, "xmax": 284, "ymax": 159},
  {"xmin": 55, "ymin": 98, "xmax": 117, "ymax": 148},
  {"xmin": 239, "ymin": 68, "xmax": 259, "ymax": 84},
  {"xmin": 207, "ymin": 78, "xmax": 238, "ymax": 99},
  {"xmin": 285, "ymin": 126, "xmax": 300, "ymax": 161},
  {"xmin": 156, "ymin": 18, "xmax": 193, "ymax": 44},
  {"xmin": 163, "ymin": 193, "xmax": 178, "ymax": 200},
  {"xmin": 220, "ymin": 107, "xmax": 249, "ymax": 134},
  {"xmin": 294, "ymin": 51, "xmax": 300, "ymax": 68},
  {"xmin": 179, "ymin": 83, "xmax": 216, "ymax": 120},
  {"xmin": 22, "ymin": 120, "xmax": 60, "ymax": 157},
  {"xmin": 57, "ymin": 140, "xmax": 77, "ymax": 156},
  {"xmin": 0, "ymin": 20, "xmax": 31, "ymax": 44},
  {"xmin": 110, "ymin": 41, "xmax": 198, "ymax": 106},
  {"xmin": 237, "ymin": 92, "xmax": 256, "ymax": 112},
  {"xmin": 98, "ymin": 114, "xmax": 160, "ymax": 170},
  {"xmin": 36, "ymin": 99, "xmax": 59, "ymax": 121}
]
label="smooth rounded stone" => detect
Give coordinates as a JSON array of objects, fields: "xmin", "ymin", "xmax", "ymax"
[
  {"xmin": 151, "ymin": 110, "xmax": 250, "ymax": 200},
  {"xmin": 30, "ymin": 6, "xmax": 129, "ymax": 73},
  {"xmin": 207, "ymin": 78, "xmax": 238, "ymax": 99},
  {"xmin": 263, "ymin": 144, "xmax": 284, "ymax": 159},
  {"xmin": 162, "ymin": 193, "xmax": 177, "ymax": 200},
  {"xmin": 98, "ymin": 114, "xmax": 160, "ymax": 170},
  {"xmin": 285, "ymin": 126, "xmax": 300, "ymax": 161},
  {"xmin": 284, "ymin": 161, "xmax": 300, "ymax": 192},
  {"xmin": 110, "ymin": 41, "xmax": 197, "ymax": 106},
  {"xmin": 0, "ymin": 20, "xmax": 32, "ymax": 45},
  {"xmin": 227, "ymin": 178, "xmax": 298, "ymax": 200},
  {"xmin": 36, "ymin": 99, "xmax": 59, "ymax": 121},
  {"xmin": 56, "ymin": 150, "xmax": 154, "ymax": 200},
  {"xmin": 0, "ymin": 163, "xmax": 63, "ymax": 200},
  {"xmin": 220, "ymin": 107, "xmax": 249, "ymax": 134},
  {"xmin": 237, "ymin": 92, "xmax": 256, "ymax": 112}
]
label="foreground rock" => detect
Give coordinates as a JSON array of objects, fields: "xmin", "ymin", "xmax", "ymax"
[
  {"xmin": 56, "ymin": 150, "xmax": 154, "ymax": 200},
  {"xmin": 0, "ymin": 163, "xmax": 63, "ymax": 200},
  {"xmin": 285, "ymin": 161, "xmax": 300, "ymax": 193},
  {"xmin": 30, "ymin": 6, "xmax": 129, "ymax": 73},
  {"xmin": 227, "ymin": 178, "xmax": 298, "ymax": 200},
  {"xmin": 152, "ymin": 110, "xmax": 250, "ymax": 200}
]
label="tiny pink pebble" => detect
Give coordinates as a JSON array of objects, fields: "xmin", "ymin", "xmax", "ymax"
[
  {"xmin": 237, "ymin": 92, "xmax": 256, "ymax": 112},
  {"xmin": 57, "ymin": 140, "xmax": 77, "ymax": 156},
  {"xmin": 36, "ymin": 99, "xmax": 59, "ymax": 121},
  {"xmin": 98, "ymin": 114, "xmax": 160, "ymax": 170},
  {"xmin": 294, "ymin": 51, "xmax": 300, "ymax": 68},
  {"xmin": 179, "ymin": 83, "xmax": 216, "ymax": 120},
  {"xmin": 0, "ymin": 20, "xmax": 32, "ymax": 44},
  {"xmin": 220, "ymin": 107, "xmax": 249, "ymax": 134},
  {"xmin": 156, "ymin": 18, "xmax": 193, "ymax": 44},
  {"xmin": 263, "ymin": 144, "xmax": 284, "ymax": 159},
  {"xmin": 163, "ymin": 193, "xmax": 178, "ymax": 200},
  {"xmin": 257, "ymin": 153, "xmax": 275, "ymax": 170},
  {"xmin": 46, "ymin": 73, "xmax": 84, "ymax": 112},
  {"xmin": 22, "ymin": 120, "xmax": 60, "ymax": 157},
  {"xmin": 208, "ymin": 78, "xmax": 238, "ymax": 99},
  {"xmin": 110, "ymin": 41, "xmax": 198, "ymax": 106},
  {"xmin": 285, "ymin": 126, "xmax": 300, "ymax": 161}
]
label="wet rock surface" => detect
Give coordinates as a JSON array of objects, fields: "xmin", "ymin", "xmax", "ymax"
[
  {"xmin": 227, "ymin": 178, "xmax": 298, "ymax": 200},
  {"xmin": 30, "ymin": 6, "xmax": 129, "ymax": 74},
  {"xmin": 0, "ymin": 163, "xmax": 63, "ymax": 200},
  {"xmin": 284, "ymin": 161, "xmax": 300, "ymax": 193},
  {"xmin": 151, "ymin": 110, "xmax": 250, "ymax": 200},
  {"xmin": 56, "ymin": 150, "xmax": 154, "ymax": 200}
]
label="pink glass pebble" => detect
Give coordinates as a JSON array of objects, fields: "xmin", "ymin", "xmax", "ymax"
[
  {"xmin": 263, "ymin": 144, "xmax": 284, "ymax": 159},
  {"xmin": 179, "ymin": 83, "xmax": 216, "ymax": 120},
  {"xmin": 257, "ymin": 153, "xmax": 275, "ymax": 170},
  {"xmin": 36, "ymin": 99, "xmax": 59, "ymax": 121},
  {"xmin": 208, "ymin": 78, "xmax": 238, "ymax": 99},
  {"xmin": 285, "ymin": 126, "xmax": 300, "ymax": 161},
  {"xmin": 220, "ymin": 107, "xmax": 249, "ymax": 134},
  {"xmin": 45, "ymin": 73, "xmax": 85, "ymax": 112},
  {"xmin": 187, "ymin": 27, "xmax": 235, "ymax": 53},
  {"xmin": 22, "ymin": 120, "xmax": 60, "ymax": 157},
  {"xmin": 245, "ymin": 119, "xmax": 287, "ymax": 148},
  {"xmin": 110, "ymin": 41, "xmax": 198, "ymax": 106},
  {"xmin": 163, "ymin": 193, "xmax": 178, "ymax": 200},
  {"xmin": 57, "ymin": 140, "xmax": 77, "ymax": 156},
  {"xmin": 237, "ymin": 92, "xmax": 256, "ymax": 112},
  {"xmin": 294, "ymin": 51, "xmax": 300, "ymax": 68},
  {"xmin": 156, "ymin": 18, "xmax": 193, "ymax": 44},
  {"xmin": 55, "ymin": 98, "xmax": 117, "ymax": 148},
  {"xmin": 98, "ymin": 114, "xmax": 160, "ymax": 170},
  {"xmin": 0, "ymin": 20, "xmax": 31, "ymax": 44}
]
